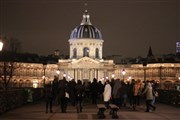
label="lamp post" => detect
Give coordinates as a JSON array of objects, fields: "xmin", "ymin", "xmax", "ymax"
[
  {"xmin": 143, "ymin": 62, "xmax": 147, "ymax": 82},
  {"xmin": 159, "ymin": 66, "xmax": 162, "ymax": 80},
  {"xmin": 43, "ymin": 63, "xmax": 47, "ymax": 88},
  {"xmin": 122, "ymin": 69, "xmax": 126, "ymax": 81}
]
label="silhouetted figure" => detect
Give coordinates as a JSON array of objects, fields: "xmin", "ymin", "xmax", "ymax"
[
  {"xmin": 98, "ymin": 81, "xmax": 104, "ymax": 102},
  {"xmin": 52, "ymin": 75, "xmax": 59, "ymax": 105},
  {"xmin": 90, "ymin": 78, "xmax": 99, "ymax": 104},
  {"xmin": 45, "ymin": 84, "xmax": 53, "ymax": 113},
  {"xmin": 68, "ymin": 79, "xmax": 76, "ymax": 106},
  {"xmin": 128, "ymin": 79, "xmax": 135, "ymax": 107},
  {"xmin": 58, "ymin": 77, "xmax": 69, "ymax": 113},
  {"xmin": 84, "ymin": 81, "xmax": 91, "ymax": 98},
  {"xmin": 75, "ymin": 80, "xmax": 85, "ymax": 113},
  {"xmin": 120, "ymin": 81, "xmax": 128, "ymax": 107},
  {"xmin": 132, "ymin": 80, "xmax": 142, "ymax": 110},
  {"xmin": 112, "ymin": 79, "xmax": 121, "ymax": 107}
]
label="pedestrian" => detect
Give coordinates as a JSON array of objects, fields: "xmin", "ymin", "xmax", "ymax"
[
  {"xmin": 142, "ymin": 82, "xmax": 156, "ymax": 112},
  {"xmin": 127, "ymin": 79, "xmax": 135, "ymax": 107},
  {"xmin": 112, "ymin": 79, "xmax": 121, "ymax": 107},
  {"xmin": 58, "ymin": 77, "xmax": 69, "ymax": 113},
  {"xmin": 90, "ymin": 78, "xmax": 99, "ymax": 104},
  {"xmin": 103, "ymin": 80, "xmax": 112, "ymax": 108},
  {"xmin": 45, "ymin": 84, "xmax": 53, "ymax": 113},
  {"xmin": 98, "ymin": 81, "xmax": 104, "ymax": 103},
  {"xmin": 120, "ymin": 81, "xmax": 128, "ymax": 107},
  {"xmin": 52, "ymin": 75, "xmax": 59, "ymax": 105},
  {"xmin": 75, "ymin": 80, "xmax": 85, "ymax": 113},
  {"xmin": 132, "ymin": 80, "xmax": 142, "ymax": 110},
  {"xmin": 68, "ymin": 79, "xmax": 76, "ymax": 106}
]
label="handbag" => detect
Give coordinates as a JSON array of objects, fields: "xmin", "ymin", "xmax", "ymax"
[
  {"xmin": 153, "ymin": 90, "xmax": 159, "ymax": 97},
  {"xmin": 65, "ymin": 92, "xmax": 69, "ymax": 98}
]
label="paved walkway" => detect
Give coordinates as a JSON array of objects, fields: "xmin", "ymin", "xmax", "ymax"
[{"xmin": 0, "ymin": 100, "xmax": 179, "ymax": 120}]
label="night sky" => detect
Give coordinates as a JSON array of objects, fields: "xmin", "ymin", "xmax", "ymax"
[{"xmin": 0, "ymin": 0, "xmax": 179, "ymax": 58}]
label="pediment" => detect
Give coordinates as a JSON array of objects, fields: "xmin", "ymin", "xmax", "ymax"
[{"xmin": 71, "ymin": 57, "xmax": 101, "ymax": 68}]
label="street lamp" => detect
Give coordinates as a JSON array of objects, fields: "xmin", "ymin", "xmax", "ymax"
[
  {"xmin": 0, "ymin": 35, "xmax": 3, "ymax": 51},
  {"xmin": 0, "ymin": 41, "xmax": 3, "ymax": 51},
  {"xmin": 112, "ymin": 73, "xmax": 115, "ymax": 79},
  {"xmin": 68, "ymin": 75, "xmax": 71, "ymax": 81},
  {"xmin": 63, "ymin": 73, "xmax": 66, "ymax": 78},
  {"xmin": 43, "ymin": 62, "xmax": 47, "ymax": 88},
  {"xmin": 122, "ymin": 69, "xmax": 126, "ymax": 80},
  {"xmin": 56, "ymin": 69, "xmax": 60, "ymax": 80},
  {"xmin": 143, "ymin": 62, "xmax": 147, "ymax": 82}
]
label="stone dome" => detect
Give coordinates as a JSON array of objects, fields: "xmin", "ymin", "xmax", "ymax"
[{"xmin": 70, "ymin": 10, "xmax": 102, "ymax": 40}]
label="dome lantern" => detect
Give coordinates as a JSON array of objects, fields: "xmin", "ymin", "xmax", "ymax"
[
  {"xmin": 70, "ymin": 10, "xmax": 102, "ymax": 40},
  {"xmin": 80, "ymin": 10, "xmax": 92, "ymax": 25}
]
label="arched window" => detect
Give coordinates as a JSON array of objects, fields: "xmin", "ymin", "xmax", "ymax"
[
  {"xmin": 83, "ymin": 47, "xmax": 89, "ymax": 57},
  {"xmin": 73, "ymin": 48, "xmax": 77, "ymax": 58},
  {"xmin": 95, "ymin": 48, "xmax": 99, "ymax": 58}
]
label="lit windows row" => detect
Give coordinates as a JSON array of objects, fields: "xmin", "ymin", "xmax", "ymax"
[{"xmin": 72, "ymin": 48, "xmax": 99, "ymax": 58}]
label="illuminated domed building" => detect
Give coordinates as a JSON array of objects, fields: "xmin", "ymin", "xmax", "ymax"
[{"xmin": 58, "ymin": 10, "xmax": 114, "ymax": 82}]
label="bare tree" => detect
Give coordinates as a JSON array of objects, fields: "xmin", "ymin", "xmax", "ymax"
[{"xmin": 0, "ymin": 37, "xmax": 21, "ymax": 90}]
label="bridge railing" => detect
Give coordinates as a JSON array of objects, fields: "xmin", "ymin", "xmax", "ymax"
[
  {"xmin": 157, "ymin": 89, "xmax": 180, "ymax": 108},
  {"xmin": 0, "ymin": 88, "xmax": 44, "ymax": 114}
]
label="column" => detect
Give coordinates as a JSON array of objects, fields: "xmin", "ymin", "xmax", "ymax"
[
  {"xmin": 96, "ymin": 69, "xmax": 98, "ymax": 80},
  {"xmin": 74, "ymin": 69, "xmax": 75, "ymax": 80},
  {"xmin": 89, "ymin": 69, "xmax": 91, "ymax": 80}
]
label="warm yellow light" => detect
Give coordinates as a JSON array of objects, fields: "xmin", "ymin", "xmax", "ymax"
[
  {"xmin": 33, "ymin": 80, "xmax": 38, "ymax": 88},
  {"xmin": 63, "ymin": 73, "xmax": 66, "ymax": 77},
  {"xmin": 122, "ymin": 69, "xmax": 126, "ymax": 75},
  {"xmin": 56, "ymin": 69, "xmax": 60, "ymax": 74},
  {"xmin": 112, "ymin": 74, "xmax": 115, "ymax": 78},
  {"xmin": 0, "ymin": 41, "xmax": 3, "ymax": 51}
]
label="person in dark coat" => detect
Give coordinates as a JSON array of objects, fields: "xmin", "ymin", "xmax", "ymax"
[
  {"xmin": 90, "ymin": 78, "xmax": 99, "ymax": 104},
  {"xmin": 52, "ymin": 75, "xmax": 59, "ymax": 105},
  {"xmin": 112, "ymin": 79, "xmax": 121, "ymax": 107},
  {"xmin": 68, "ymin": 79, "xmax": 76, "ymax": 106},
  {"xmin": 45, "ymin": 84, "xmax": 53, "ymax": 113},
  {"xmin": 75, "ymin": 80, "xmax": 85, "ymax": 113},
  {"xmin": 58, "ymin": 77, "xmax": 69, "ymax": 113},
  {"xmin": 120, "ymin": 81, "xmax": 128, "ymax": 107},
  {"xmin": 98, "ymin": 81, "xmax": 104, "ymax": 102}
]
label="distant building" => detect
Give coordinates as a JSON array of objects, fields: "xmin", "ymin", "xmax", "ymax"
[{"xmin": 176, "ymin": 42, "xmax": 180, "ymax": 53}]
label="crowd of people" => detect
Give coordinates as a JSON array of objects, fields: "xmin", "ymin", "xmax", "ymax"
[{"xmin": 45, "ymin": 76, "xmax": 159, "ymax": 113}]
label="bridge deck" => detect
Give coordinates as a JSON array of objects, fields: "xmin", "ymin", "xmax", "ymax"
[{"xmin": 0, "ymin": 101, "xmax": 179, "ymax": 120}]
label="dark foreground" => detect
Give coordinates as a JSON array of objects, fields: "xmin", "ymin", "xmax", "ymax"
[{"xmin": 0, "ymin": 100, "xmax": 179, "ymax": 120}]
